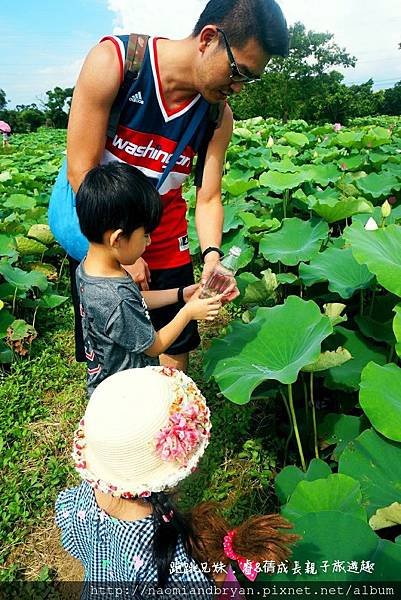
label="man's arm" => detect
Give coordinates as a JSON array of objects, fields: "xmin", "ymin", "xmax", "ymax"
[
  {"xmin": 67, "ymin": 41, "xmax": 121, "ymax": 193},
  {"xmin": 195, "ymin": 103, "xmax": 233, "ymax": 284}
]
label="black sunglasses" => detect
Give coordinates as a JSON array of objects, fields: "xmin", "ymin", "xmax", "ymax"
[{"xmin": 216, "ymin": 27, "xmax": 260, "ymax": 84}]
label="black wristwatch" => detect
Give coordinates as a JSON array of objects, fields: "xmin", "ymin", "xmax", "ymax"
[{"xmin": 201, "ymin": 246, "xmax": 224, "ymax": 262}]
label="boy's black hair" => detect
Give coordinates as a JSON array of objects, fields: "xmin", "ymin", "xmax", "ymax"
[
  {"xmin": 193, "ymin": 0, "xmax": 289, "ymax": 58},
  {"xmin": 76, "ymin": 162, "xmax": 163, "ymax": 243}
]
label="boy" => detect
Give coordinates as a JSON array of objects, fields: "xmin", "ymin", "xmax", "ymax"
[{"xmin": 75, "ymin": 162, "xmax": 222, "ymax": 396}]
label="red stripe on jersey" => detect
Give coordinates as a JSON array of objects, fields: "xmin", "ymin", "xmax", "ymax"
[
  {"xmin": 100, "ymin": 36, "xmax": 124, "ymax": 83},
  {"xmin": 153, "ymin": 38, "xmax": 198, "ymax": 118},
  {"xmin": 106, "ymin": 126, "xmax": 195, "ymax": 175}
]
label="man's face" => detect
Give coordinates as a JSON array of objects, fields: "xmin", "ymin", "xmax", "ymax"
[{"xmin": 198, "ymin": 33, "xmax": 270, "ymax": 103}]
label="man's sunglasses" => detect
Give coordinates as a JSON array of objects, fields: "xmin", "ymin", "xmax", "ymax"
[{"xmin": 216, "ymin": 27, "xmax": 260, "ymax": 84}]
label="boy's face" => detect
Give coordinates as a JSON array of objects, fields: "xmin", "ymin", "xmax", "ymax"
[{"xmin": 114, "ymin": 226, "xmax": 151, "ymax": 265}]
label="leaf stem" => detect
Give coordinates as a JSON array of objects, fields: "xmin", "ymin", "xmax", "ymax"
[
  {"xmin": 280, "ymin": 388, "xmax": 293, "ymax": 467},
  {"xmin": 287, "ymin": 383, "xmax": 306, "ymax": 471},
  {"xmin": 360, "ymin": 290, "xmax": 364, "ymax": 317},
  {"xmin": 310, "ymin": 373, "xmax": 319, "ymax": 459},
  {"xmin": 369, "ymin": 287, "xmax": 376, "ymax": 318}
]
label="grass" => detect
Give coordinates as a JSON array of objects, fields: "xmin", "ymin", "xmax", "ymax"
[{"xmin": 0, "ymin": 293, "xmax": 281, "ymax": 582}]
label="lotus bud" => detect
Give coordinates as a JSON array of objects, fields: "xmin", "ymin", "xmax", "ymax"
[
  {"xmin": 381, "ymin": 200, "xmax": 392, "ymax": 219},
  {"xmin": 364, "ymin": 217, "xmax": 379, "ymax": 231},
  {"xmin": 313, "ymin": 151, "xmax": 318, "ymax": 159},
  {"xmin": 388, "ymin": 196, "xmax": 397, "ymax": 206},
  {"xmin": 267, "ymin": 136, "xmax": 274, "ymax": 148}
]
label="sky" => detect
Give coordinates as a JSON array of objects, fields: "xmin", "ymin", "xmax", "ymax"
[{"xmin": 1, "ymin": 0, "xmax": 400, "ymax": 108}]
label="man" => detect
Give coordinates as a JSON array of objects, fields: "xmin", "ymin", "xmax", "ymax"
[{"xmin": 50, "ymin": 0, "xmax": 288, "ymax": 371}]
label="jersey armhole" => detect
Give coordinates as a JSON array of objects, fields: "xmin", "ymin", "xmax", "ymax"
[{"xmin": 99, "ymin": 35, "xmax": 126, "ymax": 84}]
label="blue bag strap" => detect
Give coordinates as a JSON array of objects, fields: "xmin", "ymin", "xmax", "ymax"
[{"xmin": 156, "ymin": 99, "xmax": 209, "ymax": 191}]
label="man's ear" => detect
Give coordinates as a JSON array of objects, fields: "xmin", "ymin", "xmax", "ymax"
[
  {"xmin": 199, "ymin": 26, "xmax": 219, "ymax": 52},
  {"xmin": 108, "ymin": 229, "xmax": 124, "ymax": 248}
]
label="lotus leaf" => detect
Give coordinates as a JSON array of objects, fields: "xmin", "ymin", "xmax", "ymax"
[
  {"xmin": 0, "ymin": 308, "xmax": 14, "ymax": 338},
  {"xmin": 7, "ymin": 319, "xmax": 36, "ymax": 341},
  {"xmin": 324, "ymin": 327, "xmax": 387, "ymax": 391},
  {"xmin": 281, "ymin": 474, "xmax": 366, "ymax": 522},
  {"xmin": 303, "ymin": 163, "xmax": 342, "ymax": 185},
  {"xmin": 355, "ymin": 314, "xmax": 395, "ymax": 344},
  {"xmin": 344, "ymin": 222, "xmax": 401, "ymax": 297},
  {"xmin": 334, "ymin": 130, "xmax": 364, "ymax": 149},
  {"xmin": 283, "ymin": 131, "xmax": 309, "ymax": 147},
  {"xmin": 309, "ymin": 196, "xmax": 373, "ymax": 223},
  {"xmin": 0, "ymin": 234, "xmax": 17, "ymax": 258},
  {"xmin": 339, "ymin": 428, "xmax": 401, "ymax": 518},
  {"xmin": 259, "ymin": 170, "xmax": 307, "ymax": 192},
  {"xmin": 15, "ymin": 236, "xmax": 47, "ymax": 256},
  {"xmin": 299, "ymin": 246, "xmax": 374, "ymax": 298},
  {"xmin": 359, "ymin": 362, "xmax": 401, "ymax": 442},
  {"xmin": 269, "ymin": 511, "xmax": 401, "ymax": 582},
  {"xmin": 265, "ymin": 157, "xmax": 299, "ymax": 172},
  {"xmin": 242, "ymin": 269, "xmax": 278, "ymax": 304},
  {"xmin": 302, "ymin": 347, "xmax": 352, "ymax": 372},
  {"xmin": 0, "ymin": 261, "xmax": 48, "ymax": 292},
  {"xmin": 338, "ymin": 154, "xmax": 366, "ymax": 171},
  {"xmin": 356, "ymin": 172, "xmax": 401, "ymax": 199},
  {"xmin": 275, "ymin": 459, "xmax": 332, "ymax": 504},
  {"xmin": 393, "ymin": 304, "xmax": 401, "ymax": 358},
  {"xmin": 27, "ymin": 224, "xmax": 54, "ymax": 245},
  {"xmin": 3, "ymin": 194, "xmax": 37, "ymax": 211},
  {"xmin": 222, "ymin": 175, "xmax": 259, "ymax": 196},
  {"xmin": 238, "ymin": 212, "xmax": 280, "ymax": 233},
  {"xmin": 318, "ymin": 413, "xmax": 367, "ymax": 460},
  {"xmin": 363, "ymin": 127, "xmax": 392, "ymax": 148},
  {"xmin": 260, "ymin": 218, "xmax": 329, "ymax": 266},
  {"xmin": 276, "ymin": 273, "xmax": 298, "ymax": 285},
  {"xmin": 370, "ymin": 503, "xmax": 401, "ymax": 531},
  {"xmin": 323, "ymin": 303, "xmax": 347, "ymax": 326},
  {"xmin": 204, "ymin": 296, "xmax": 332, "ymax": 404}
]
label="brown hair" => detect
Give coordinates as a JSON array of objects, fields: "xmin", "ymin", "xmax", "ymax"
[{"xmin": 188, "ymin": 502, "xmax": 299, "ymax": 567}]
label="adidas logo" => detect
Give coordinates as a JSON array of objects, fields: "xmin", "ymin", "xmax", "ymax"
[{"xmin": 129, "ymin": 91, "xmax": 144, "ymax": 104}]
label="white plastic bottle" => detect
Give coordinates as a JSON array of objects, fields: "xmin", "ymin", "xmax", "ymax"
[{"xmin": 200, "ymin": 246, "xmax": 242, "ymax": 298}]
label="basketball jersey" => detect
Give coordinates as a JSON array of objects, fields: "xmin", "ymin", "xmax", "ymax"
[{"xmin": 100, "ymin": 35, "xmax": 210, "ymax": 270}]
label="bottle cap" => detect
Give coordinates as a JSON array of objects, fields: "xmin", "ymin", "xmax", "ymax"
[{"xmin": 229, "ymin": 246, "xmax": 242, "ymax": 257}]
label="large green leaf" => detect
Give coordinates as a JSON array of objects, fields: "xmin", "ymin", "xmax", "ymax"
[
  {"xmin": 302, "ymin": 347, "xmax": 352, "ymax": 372},
  {"xmin": 275, "ymin": 459, "xmax": 332, "ymax": 504},
  {"xmin": 309, "ymin": 196, "xmax": 373, "ymax": 223},
  {"xmin": 0, "ymin": 234, "xmax": 17, "ymax": 258},
  {"xmin": 393, "ymin": 304, "xmax": 401, "ymax": 359},
  {"xmin": 3, "ymin": 194, "xmax": 37, "ymax": 211},
  {"xmin": 344, "ymin": 222, "xmax": 401, "ymax": 297},
  {"xmin": 324, "ymin": 327, "xmax": 387, "ymax": 391},
  {"xmin": 0, "ymin": 308, "xmax": 14, "ymax": 338},
  {"xmin": 259, "ymin": 170, "xmax": 307, "ymax": 192},
  {"xmin": 283, "ymin": 131, "xmax": 309, "ymax": 147},
  {"xmin": 0, "ymin": 261, "xmax": 48, "ymax": 292},
  {"xmin": 281, "ymin": 474, "xmax": 366, "ymax": 522},
  {"xmin": 269, "ymin": 511, "xmax": 401, "ymax": 582},
  {"xmin": 318, "ymin": 413, "xmax": 368, "ymax": 460},
  {"xmin": 259, "ymin": 218, "xmax": 329, "ymax": 266},
  {"xmin": 339, "ymin": 428, "xmax": 401, "ymax": 518},
  {"xmin": 241, "ymin": 269, "xmax": 278, "ymax": 304},
  {"xmin": 355, "ymin": 314, "xmax": 395, "ymax": 344},
  {"xmin": 204, "ymin": 296, "xmax": 332, "ymax": 404},
  {"xmin": 299, "ymin": 246, "xmax": 374, "ymax": 299},
  {"xmin": 303, "ymin": 163, "xmax": 342, "ymax": 186},
  {"xmin": 359, "ymin": 362, "xmax": 401, "ymax": 442},
  {"xmin": 370, "ymin": 503, "xmax": 401, "ymax": 531},
  {"xmin": 356, "ymin": 172, "xmax": 401, "ymax": 199}
]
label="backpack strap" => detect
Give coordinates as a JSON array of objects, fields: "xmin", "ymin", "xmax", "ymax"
[
  {"xmin": 106, "ymin": 33, "xmax": 150, "ymax": 139},
  {"xmin": 194, "ymin": 100, "xmax": 225, "ymax": 188}
]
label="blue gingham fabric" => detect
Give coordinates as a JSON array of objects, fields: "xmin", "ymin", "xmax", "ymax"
[{"xmin": 55, "ymin": 482, "xmax": 212, "ymax": 597}]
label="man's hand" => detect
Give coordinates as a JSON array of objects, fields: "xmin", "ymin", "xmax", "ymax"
[
  {"xmin": 201, "ymin": 254, "xmax": 240, "ymax": 304},
  {"xmin": 124, "ymin": 257, "xmax": 151, "ymax": 290}
]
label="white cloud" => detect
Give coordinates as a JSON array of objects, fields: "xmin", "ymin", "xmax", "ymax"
[{"xmin": 106, "ymin": 0, "xmax": 208, "ymax": 38}]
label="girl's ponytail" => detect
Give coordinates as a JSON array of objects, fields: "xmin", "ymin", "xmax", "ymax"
[
  {"xmin": 189, "ymin": 502, "xmax": 299, "ymax": 568},
  {"xmin": 148, "ymin": 492, "xmax": 194, "ymax": 587}
]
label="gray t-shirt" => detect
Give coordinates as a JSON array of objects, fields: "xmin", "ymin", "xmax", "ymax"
[{"xmin": 76, "ymin": 262, "xmax": 158, "ymax": 396}]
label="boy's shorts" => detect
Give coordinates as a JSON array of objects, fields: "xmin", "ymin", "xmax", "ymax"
[{"xmin": 68, "ymin": 257, "xmax": 200, "ymax": 362}]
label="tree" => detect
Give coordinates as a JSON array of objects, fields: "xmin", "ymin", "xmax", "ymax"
[
  {"xmin": 43, "ymin": 86, "xmax": 73, "ymax": 128},
  {"xmin": 0, "ymin": 89, "xmax": 7, "ymax": 111},
  {"xmin": 230, "ymin": 22, "xmax": 357, "ymax": 122},
  {"xmin": 380, "ymin": 82, "xmax": 401, "ymax": 116}
]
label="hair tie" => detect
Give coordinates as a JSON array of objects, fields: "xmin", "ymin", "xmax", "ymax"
[
  {"xmin": 162, "ymin": 510, "xmax": 174, "ymax": 523},
  {"xmin": 223, "ymin": 529, "xmax": 259, "ymax": 582}
]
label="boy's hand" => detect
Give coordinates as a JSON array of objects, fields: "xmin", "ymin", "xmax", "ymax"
[
  {"xmin": 183, "ymin": 291, "xmax": 223, "ymax": 321},
  {"xmin": 183, "ymin": 283, "xmax": 200, "ymax": 303}
]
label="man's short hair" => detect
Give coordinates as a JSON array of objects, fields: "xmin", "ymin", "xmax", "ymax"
[
  {"xmin": 193, "ymin": 0, "xmax": 289, "ymax": 58},
  {"xmin": 76, "ymin": 162, "xmax": 163, "ymax": 243}
]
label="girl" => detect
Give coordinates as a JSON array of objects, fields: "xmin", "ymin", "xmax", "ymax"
[{"xmin": 55, "ymin": 367, "xmax": 297, "ymax": 596}]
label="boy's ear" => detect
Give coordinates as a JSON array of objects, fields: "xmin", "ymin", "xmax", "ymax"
[{"xmin": 108, "ymin": 229, "xmax": 124, "ymax": 248}]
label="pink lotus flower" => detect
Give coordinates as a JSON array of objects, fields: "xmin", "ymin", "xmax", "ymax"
[{"xmin": 333, "ymin": 123, "xmax": 342, "ymax": 132}]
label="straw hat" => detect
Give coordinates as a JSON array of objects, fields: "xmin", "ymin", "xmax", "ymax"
[{"xmin": 72, "ymin": 366, "xmax": 211, "ymax": 498}]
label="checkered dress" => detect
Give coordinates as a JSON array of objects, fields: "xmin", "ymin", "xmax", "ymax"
[{"xmin": 55, "ymin": 482, "xmax": 212, "ymax": 597}]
